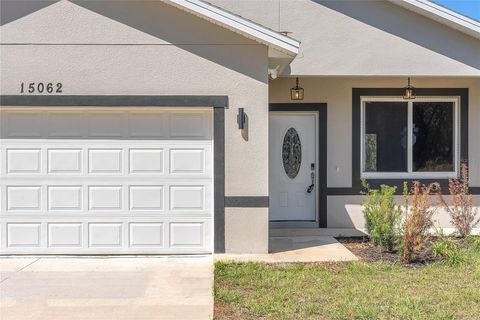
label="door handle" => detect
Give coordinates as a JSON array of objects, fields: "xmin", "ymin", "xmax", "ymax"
[{"xmin": 307, "ymin": 171, "xmax": 315, "ymax": 193}]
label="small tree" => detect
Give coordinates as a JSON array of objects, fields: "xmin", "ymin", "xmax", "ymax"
[
  {"xmin": 362, "ymin": 181, "xmax": 403, "ymax": 252},
  {"xmin": 402, "ymin": 181, "xmax": 436, "ymax": 265},
  {"xmin": 438, "ymin": 163, "xmax": 479, "ymax": 238}
]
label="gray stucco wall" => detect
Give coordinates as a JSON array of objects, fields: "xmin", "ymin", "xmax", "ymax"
[
  {"xmin": 270, "ymin": 76, "xmax": 480, "ymax": 230},
  {"xmin": 209, "ymin": 0, "xmax": 480, "ymax": 76},
  {"xmin": 270, "ymin": 77, "xmax": 480, "ymax": 188},
  {"xmin": 0, "ymin": 0, "xmax": 271, "ymax": 253},
  {"xmin": 327, "ymin": 195, "xmax": 480, "ymax": 232}
]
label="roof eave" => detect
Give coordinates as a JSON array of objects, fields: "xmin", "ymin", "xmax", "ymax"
[
  {"xmin": 161, "ymin": 0, "xmax": 300, "ymax": 56},
  {"xmin": 388, "ymin": 0, "xmax": 480, "ymax": 40}
]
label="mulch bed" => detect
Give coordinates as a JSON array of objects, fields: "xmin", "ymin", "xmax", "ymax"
[{"xmin": 336, "ymin": 237, "xmax": 437, "ymax": 265}]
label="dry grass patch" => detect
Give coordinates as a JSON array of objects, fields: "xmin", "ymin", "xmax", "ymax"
[{"xmin": 215, "ymin": 244, "xmax": 480, "ymax": 320}]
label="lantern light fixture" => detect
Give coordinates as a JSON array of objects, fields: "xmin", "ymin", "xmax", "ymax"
[
  {"xmin": 290, "ymin": 77, "xmax": 304, "ymax": 100},
  {"xmin": 403, "ymin": 77, "xmax": 416, "ymax": 100}
]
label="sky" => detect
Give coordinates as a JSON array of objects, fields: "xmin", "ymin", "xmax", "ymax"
[{"xmin": 433, "ymin": 0, "xmax": 480, "ymax": 21}]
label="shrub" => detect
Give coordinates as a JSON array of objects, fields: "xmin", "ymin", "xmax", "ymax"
[
  {"xmin": 362, "ymin": 181, "xmax": 403, "ymax": 252},
  {"xmin": 402, "ymin": 181, "xmax": 436, "ymax": 265},
  {"xmin": 431, "ymin": 237, "xmax": 464, "ymax": 265},
  {"xmin": 438, "ymin": 163, "xmax": 479, "ymax": 238}
]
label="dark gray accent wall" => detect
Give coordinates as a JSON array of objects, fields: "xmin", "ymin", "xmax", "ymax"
[
  {"xmin": 327, "ymin": 88, "xmax": 471, "ymax": 195},
  {"xmin": 0, "ymin": 95, "xmax": 228, "ymax": 253},
  {"xmin": 224, "ymin": 196, "xmax": 269, "ymax": 207},
  {"xmin": 471, "ymin": 187, "xmax": 480, "ymax": 194},
  {"xmin": 269, "ymin": 103, "xmax": 328, "ymax": 227},
  {"xmin": 213, "ymin": 107, "xmax": 226, "ymax": 253},
  {"xmin": 0, "ymin": 95, "xmax": 229, "ymax": 108}
]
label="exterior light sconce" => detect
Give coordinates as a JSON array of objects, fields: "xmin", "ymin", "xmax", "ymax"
[
  {"xmin": 290, "ymin": 77, "xmax": 304, "ymax": 100},
  {"xmin": 237, "ymin": 108, "xmax": 246, "ymax": 129},
  {"xmin": 403, "ymin": 77, "xmax": 416, "ymax": 100}
]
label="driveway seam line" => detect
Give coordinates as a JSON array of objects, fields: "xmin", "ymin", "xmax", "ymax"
[
  {"xmin": 16, "ymin": 258, "xmax": 40, "ymax": 272},
  {"xmin": 0, "ymin": 258, "xmax": 41, "ymax": 284}
]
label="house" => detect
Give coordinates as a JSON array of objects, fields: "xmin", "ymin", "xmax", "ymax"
[{"xmin": 0, "ymin": 0, "xmax": 479, "ymax": 255}]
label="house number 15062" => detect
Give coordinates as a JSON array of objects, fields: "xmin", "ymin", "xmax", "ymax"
[{"xmin": 20, "ymin": 82, "xmax": 63, "ymax": 94}]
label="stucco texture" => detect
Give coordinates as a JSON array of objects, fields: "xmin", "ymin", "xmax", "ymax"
[
  {"xmin": 270, "ymin": 76, "xmax": 480, "ymax": 229},
  {"xmin": 0, "ymin": 0, "xmax": 270, "ymax": 197},
  {"xmin": 269, "ymin": 77, "xmax": 480, "ymax": 188},
  {"xmin": 209, "ymin": 0, "xmax": 480, "ymax": 76}
]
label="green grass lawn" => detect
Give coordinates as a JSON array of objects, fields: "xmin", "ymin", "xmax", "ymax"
[{"xmin": 215, "ymin": 245, "xmax": 480, "ymax": 320}]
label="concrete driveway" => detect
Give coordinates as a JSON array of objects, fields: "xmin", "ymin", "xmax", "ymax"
[{"xmin": 0, "ymin": 256, "xmax": 213, "ymax": 320}]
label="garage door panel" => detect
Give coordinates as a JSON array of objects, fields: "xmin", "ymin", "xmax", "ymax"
[
  {"xmin": 129, "ymin": 186, "xmax": 164, "ymax": 211},
  {"xmin": 48, "ymin": 149, "xmax": 83, "ymax": 173},
  {"xmin": 88, "ymin": 149, "xmax": 123, "ymax": 174},
  {"xmin": 88, "ymin": 186, "xmax": 123, "ymax": 211},
  {"xmin": 7, "ymin": 149, "xmax": 41, "ymax": 174},
  {"xmin": 1, "ymin": 108, "xmax": 213, "ymax": 254},
  {"xmin": 170, "ymin": 112, "xmax": 210, "ymax": 138},
  {"xmin": 7, "ymin": 186, "xmax": 42, "ymax": 211},
  {"xmin": 129, "ymin": 148, "xmax": 164, "ymax": 174},
  {"xmin": 170, "ymin": 148, "xmax": 205, "ymax": 174},
  {"xmin": 170, "ymin": 222, "xmax": 204, "ymax": 248},
  {"xmin": 2, "ymin": 219, "xmax": 211, "ymax": 253},
  {"xmin": 88, "ymin": 223, "xmax": 123, "ymax": 247},
  {"xmin": 3, "ymin": 111, "xmax": 43, "ymax": 138},
  {"xmin": 128, "ymin": 113, "xmax": 166, "ymax": 138},
  {"xmin": 88, "ymin": 112, "xmax": 126, "ymax": 138},
  {"xmin": 47, "ymin": 186, "xmax": 83, "ymax": 210},
  {"xmin": 129, "ymin": 223, "xmax": 164, "ymax": 247},
  {"xmin": 7, "ymin": 223, "xmax": 41, "ymax": 247},
  {"xmin": 47, "ymin": 223, "xmax": 82, "ymax": 248},
  {"xmin": 3, "ymin": 185, "xmax": 212, "ymax": 213},
  {"xmin": 170, "ymin": 186, "xmax": 205, "ymax": 211},
  {"xmin": 47, "ymin": 112, "xmax": 84, "ymax": 138}
]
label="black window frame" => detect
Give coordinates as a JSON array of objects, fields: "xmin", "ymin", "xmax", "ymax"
[
  {"xmin": 352, "ymin": 88, "xmax": 468, "ymax": 193},
  {"xmin": 360, "ymin": 97, "xmax": 459, "ymax": 179}
]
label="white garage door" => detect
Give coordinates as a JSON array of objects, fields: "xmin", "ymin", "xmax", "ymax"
[{"xmin": 0, "ymin": 108, "xmax": 213, "ymax": 254}]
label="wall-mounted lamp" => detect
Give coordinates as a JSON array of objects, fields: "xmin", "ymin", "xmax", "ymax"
[
  {"xmin": 237, "ymin": 108, "xmax": 246, "ymax": 129},
  {"xmin": 290, "ymin": 77, "xmax": 304, "ymax": 100},
  {"xmin": 403, "ymin": 77, "xmax": 416, "ymax": 100}
]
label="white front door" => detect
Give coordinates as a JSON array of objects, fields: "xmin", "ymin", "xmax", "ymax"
[{"xmin": 269, "ymin": 113, "xmax": 317, "ymax": 221}]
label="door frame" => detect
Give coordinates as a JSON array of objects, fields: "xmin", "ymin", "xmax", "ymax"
[
  {"xmin": 269, "ymin": 103, "xmax": 327, "ymax": 228},
  {"xmin": 269, "ymin": 111, "xmax": 319, "ymax": 225}
]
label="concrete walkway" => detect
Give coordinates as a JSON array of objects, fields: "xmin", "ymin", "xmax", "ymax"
[
  {"xmin": 0, "ymin": 256, "xmax": 213, "ymax": 320},
  {"xmin": 215, "ymin": 236, "xmax": 358, "ymax": 263}
]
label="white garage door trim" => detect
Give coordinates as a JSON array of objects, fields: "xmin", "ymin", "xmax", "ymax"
[{"xmin": 0, "ymin": 106, "xmax": 216, "ymax": 254}]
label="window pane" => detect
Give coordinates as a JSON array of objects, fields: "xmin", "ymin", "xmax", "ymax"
[
  {"xmin": 364, "ymin": 102, "xmax": 408, "ymax": 172},
  {"xmin": 413, "ymin": 102, "xmax": 454, "ymax": 172}
]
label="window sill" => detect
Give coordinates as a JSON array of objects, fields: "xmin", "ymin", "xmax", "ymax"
[{"xmin": 361, "ymin": 172, "xmax": 458, "ymax": 180}]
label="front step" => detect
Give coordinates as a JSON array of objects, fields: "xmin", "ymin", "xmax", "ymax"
[
  {"xmin": 216, "ymin": 235, "xmax": 359, "ymax": 263},
  {"xmin": 269, "ymin": 228, "xmax": 367, "ymax": 238}
]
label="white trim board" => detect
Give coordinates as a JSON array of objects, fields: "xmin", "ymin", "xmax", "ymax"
[
  {"xmin": 163, "ymin": 0, "xmax": 478, "ymax": 48},
  {"xmin": 388, "ymin": 0, "xmax": 480, "ymax": 40}
]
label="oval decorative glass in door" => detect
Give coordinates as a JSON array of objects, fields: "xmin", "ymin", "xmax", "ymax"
[{"xmin": 282, "ymin": 128, "xmax": 302, "ymax": 179}]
